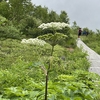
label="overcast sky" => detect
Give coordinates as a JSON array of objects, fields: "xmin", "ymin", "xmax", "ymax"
[{"xmin": 31, "ymin": 0, "xmax": 100, "ymax": 31}]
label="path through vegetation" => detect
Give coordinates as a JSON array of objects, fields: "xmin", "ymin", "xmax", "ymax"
[{"xmin": 77, "ymin": 38, "xmax": 100, "ymax": 75}]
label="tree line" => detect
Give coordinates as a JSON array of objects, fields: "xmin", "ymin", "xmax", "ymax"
[{"xmin": 0, "ymin": 0, "xmax": 70, "ymax": 39}]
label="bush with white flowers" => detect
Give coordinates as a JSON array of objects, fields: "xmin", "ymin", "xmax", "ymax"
[
  {"xmin": 38, "ymin": 22, "xmax": 70, "ymax": 30},
  {"xmin": 21, "ymin": 38, "xmax": 46, "ymax": 46}
]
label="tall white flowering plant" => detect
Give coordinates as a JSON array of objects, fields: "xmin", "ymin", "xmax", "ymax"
[
  {"xmin": 38, "ymin": 22, "xmax": 70, "ymax": 46},
  {"xmin": 38, "ymin": 22, "xmax": 70, "ymax": 30},
  {"xmin": 38, "ymin": 22, "xmax": 70, "ymax": 100},
  {"xmin": 21, "ymin": 38, "xmax": 46, "ymax": 46}
]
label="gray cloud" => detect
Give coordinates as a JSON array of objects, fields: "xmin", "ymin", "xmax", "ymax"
[{"xmin": 32, "ymin": 0, "xmax": 100, "ymax": 31}]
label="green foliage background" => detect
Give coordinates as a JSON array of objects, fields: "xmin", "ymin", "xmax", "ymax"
[
  {"xmin": 0, "ymin": 39, "xmax": 100, "ymax": 99},
  {"xmin": 0, "ymin": 0, "xmax": 100, "ymax": 99}
]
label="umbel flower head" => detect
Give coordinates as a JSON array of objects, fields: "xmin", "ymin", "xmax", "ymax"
[
  {"xmin": 21, "ymin": 38, "xmax": 46, "ymax": 46},
  {"xmin": 38, "ymin": 22, "xmax": 70, "ymax": 30}
]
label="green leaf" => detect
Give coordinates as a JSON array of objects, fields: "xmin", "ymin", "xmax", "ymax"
[{"xmin": 74, "ymin": 97, "xmax": 82, "ymax": 100}]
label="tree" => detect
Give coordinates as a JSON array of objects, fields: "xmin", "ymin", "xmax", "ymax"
[
  {"xmin": 0, "ymin": 1, "xmax": 10, "ymax": 18},
  {"xmin": 33, "ymin": 5, "xmax": 49, "ymax": 23},
  {"xmin": 71, "ymin": 21, "xmax": 79, "ymax": 36},
  {"xmin": 6, "ymin": 0, "xmax": 33, "ymax": 21},
  {"xmin": 18, "ymin": 16, "xmax": 42, "ymax": 37},
  {"xmin": 48, "ymin": 10, "xmax": 60, "ymax": 22},
  {"xmin": 96, "ymin": 29, "xmax": 100, "ymax": 34},
  {"xmin": 72, "ymin": 21, "xmax": 78, "ymax": 29},
  {"xmin": 59, "ymin": 11, "xmax": 69, "ymax": 23}
]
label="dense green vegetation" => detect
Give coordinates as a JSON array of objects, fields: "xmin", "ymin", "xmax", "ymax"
[
  {"xmin": 0, "ymin": 0, "xmax": 100, "ymax": 100},
  {"xmin": 0, "ymin": 38, "xmax": 100, "ymax": 100},
  {"xmin": 82, "ymin": 32, "xmax": 100, "ymax": 55}
]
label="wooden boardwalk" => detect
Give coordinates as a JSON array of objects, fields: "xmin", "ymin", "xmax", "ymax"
[{"xmin": 77, "ymin": 38, "xmax": 100, "ymax": 75}]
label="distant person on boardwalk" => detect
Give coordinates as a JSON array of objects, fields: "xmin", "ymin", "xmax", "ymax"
[
  {"xmin": 78, "ymin": 28, "xmax": 82, "ymax": 38},
  {"xmin": 86, "ymin": 31, "xmax": 89, "ymax": 36},
  {"xmin": 83, "ymin": 30, "xmax": 87, "ymax": 35},
  {"xmin": 83, "ymin": 30, "xmax": 89, "ymax": 36}
]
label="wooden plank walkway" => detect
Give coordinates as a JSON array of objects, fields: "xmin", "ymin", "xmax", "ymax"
[{"xmin": 77, "ymin": 38, "xmax": 100, "ymax": 75}]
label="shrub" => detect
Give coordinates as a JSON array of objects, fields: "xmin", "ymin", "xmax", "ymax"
[{"xmin": 0, "ymin": 24, "xmax": 22, "ymax": 39}]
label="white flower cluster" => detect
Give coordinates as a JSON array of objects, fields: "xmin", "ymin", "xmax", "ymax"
[
  {"xmin": 21, "ymin": 38, "xmax": 46, "ymax": 46},
  {"xmin": 38, "ymin": 22, "xmax": 70, "ymax": 30}
]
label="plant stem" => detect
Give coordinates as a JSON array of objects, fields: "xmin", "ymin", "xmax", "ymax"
[
  {"xmin": 51, "ymin": 46, "xmax": 54, "ymax": 56},
  {"xmin": 44, "ymin": 45, "xmax": 54, "ymax": 100},
  {"xmin": 45, "ymin": 74, "xmax": 48, "ymax": 100}
]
